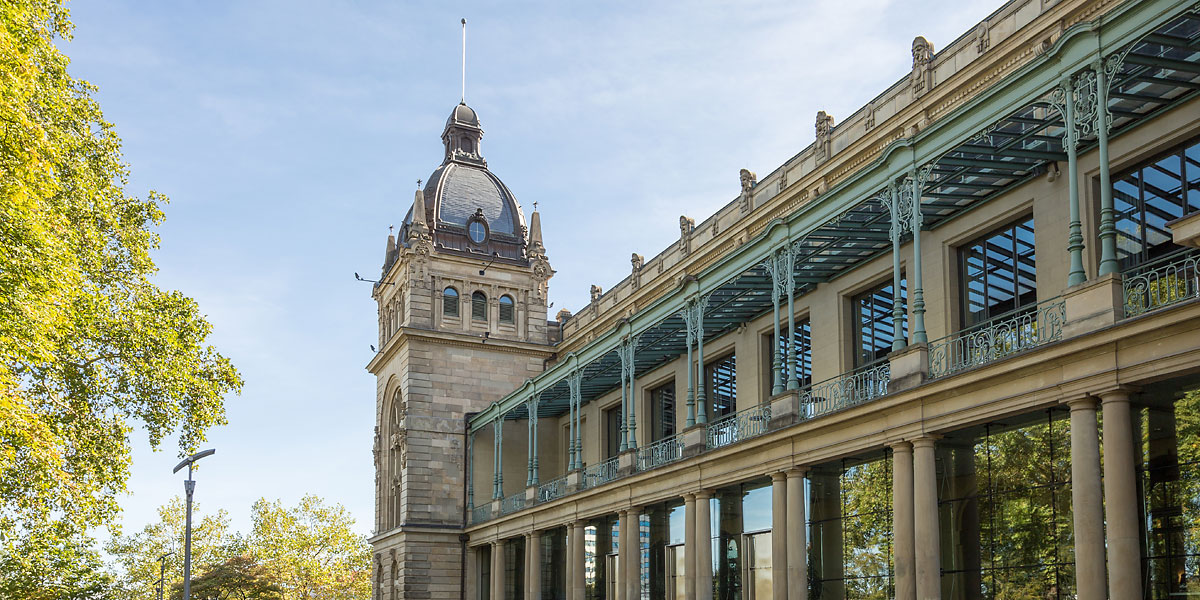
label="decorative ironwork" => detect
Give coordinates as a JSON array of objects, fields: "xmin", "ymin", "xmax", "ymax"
[
  {"xmin": 706, "ymin": 403, "xmax": 773, "ymax": 450},
  {"xmin": 799, "ymin": 361, "xmax": 891, "ymax": 419},
  {"xmin": 636, "ymin": 434, "xmax": 685, "ymax": 471},
  {"xmin": 536, "ymin": 476, "xmax": 568, "ymax": 504},
  {"xmin": 500, "ymin": 492, "xmax": 526, "ymax": 515},
  {"xmin": 928, "ymin": 297, "xmax": 1066, "ymax": 379},
  {"xmin": 470, "ymin": 504, "xmax": 492, "ymax": 525},
  {"xmin": 581, "ymin": 457, "xmax": 620, "ymax": 489},
  {"xmin": 1123, "ymin": 250, "xmax": 1200, "ymax": 318}
]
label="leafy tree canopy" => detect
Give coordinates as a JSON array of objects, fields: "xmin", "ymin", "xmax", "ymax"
[{"xmin": 0, "ymin": 0, "xmax": 241, "ymax": 594}]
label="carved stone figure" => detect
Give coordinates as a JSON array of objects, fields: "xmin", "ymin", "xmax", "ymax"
[
  {"xmin": 631, "ymin": 253, "xmax": 644, "ymax": 271},
  {"xmin": 590, "ymin": 285, "xmax": 603, "ymax": 303},
  {"xmin": 911, "ymin": 36, "xmax": 934, "ymax": 99},
  {"xmin": 815, "ymin": 111, "xmax": 835, "ymax": 164}
]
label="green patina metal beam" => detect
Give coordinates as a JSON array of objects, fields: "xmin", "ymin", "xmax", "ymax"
[{"xmin": 469, "ymin": 0, "xmax": 1197, "ymax": 432}]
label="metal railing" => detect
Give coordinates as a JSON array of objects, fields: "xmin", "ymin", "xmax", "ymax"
[
  {"xmin": 636, "ymin": 433, "xmax": 685, "ymax": 471},
  {"xmin": 499, "ymin": 492, "xmax": 526, "ymax": 515},
  {"xmin": 706, "ymin": 403, "xmax": 772, "ymax": 450},
  {"xmin": 799, "ymin": 361, "xmax": 891, "ymax": 420},
  {"xmin": 537, "ymin": 476, "xmax": 568, "ymax": 503},
  {"xmin": 470, "ymin": 504, "xmax": 492, "ymax": 525},
  {"xmin": 928, "ymin": 297, "xmax": 1066, "ymax": 380},
  {"xmin": 581, "ymin": 457, "xmax": 620, "ymax": 489},
  {"xmin": 1123, "ymin": 249, "xmax": 1200, "ymax": 318}
]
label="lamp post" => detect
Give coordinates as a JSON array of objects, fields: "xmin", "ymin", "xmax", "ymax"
[
  {"xmin": 173, "ymin": 448, "xmax": 215, "ymax": 600},
  {"xmin": 155, "ymin": 550, "xmax": 175, "ymax": 600}
]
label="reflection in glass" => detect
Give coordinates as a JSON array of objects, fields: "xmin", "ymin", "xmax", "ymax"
[
  {"xmin": 1114, "ymin": 138, "xmax": 1200, "ymax": 268},
  {"xmin": 854, "ymin": 280, "xmax": 907, "ymax": 367},
  {"xmin": 1138, "ymin": 384, "xmax": 1200, "ymax": 598},
  {"xmin": 809, "ymin": 451, "xmax": 894, "ymax": 599},
  {"xmin": 937, "ymin": 410, "xmax": 1074, "ymax": 599}
]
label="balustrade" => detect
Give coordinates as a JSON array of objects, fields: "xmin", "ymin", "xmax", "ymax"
[
  {"xmin": 706, "ymin": 403, "xmax": 772, "ymax": 450},
  {"xmin": 1123, "ymin": 249, "xmax": 1200, "ymax": 317},
  {"xmin": 928, "ymin": 297, "xmax": 1066, "ymax": 379}
]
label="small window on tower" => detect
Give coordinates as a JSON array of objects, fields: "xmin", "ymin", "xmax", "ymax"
[
  {"xmin": 499, "ymin": 295, "xmax": 515, "ymax": 324},
  {"xmin": 468, "ymin": 220, "xmax": 487, "ymax": 244},
  {"xmin": 443, "ymin": 287, "xmax": 459, "ymax": 318},
  {"xmin": 472, "ymin": 291, "xmax": 488, "ymax": 321}
]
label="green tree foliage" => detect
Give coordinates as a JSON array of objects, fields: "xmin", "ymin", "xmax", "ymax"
[
  {"xmin": 106, "ymin": 496, "xmax": 370, "ymax": 600},
  {"xmin": 174, "ymin": 556, "xmax": 282, "ymax": 600},
  {"xmin": 246, "ymin": 495, "xmax": 372, "ymax": 600},
  {"xmin": 0, "ymin": 0, "xmax": 241, "ymax": 594},
  {"xmin": 106, "ymin": 497, "xmax": 241, "ymax": 600}
]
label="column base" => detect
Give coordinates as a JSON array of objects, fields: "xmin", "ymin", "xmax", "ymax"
[
  {"xmin": 887, "ymin": 343, "xmax": 928, "ymax": 393},
  {"xmin": 1064, "ymin": 273, "xmax": 1123, "ymax": 337},
  {"xmin": 682, "ymin": 424, "xmax": 707, "ymax": 458},
  {"xmin": 566, "ymin": 470, "xmax": 583, "ymax": 494},
  {"xmin": 769, "ymin": 390, "xmax": 799, "ymax": 429},
  {"xmin": 618, "ymin": 450, "xmax": 636, "ymax": 477}
]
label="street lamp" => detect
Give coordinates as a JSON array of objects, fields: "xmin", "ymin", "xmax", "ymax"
[
  {"xmin": 155, "ymin": 550, "xmax": 175, "ymax": 600},
  {"xmin": 173, "ymin": 448, "xmax": 215, "ymax": 600}
]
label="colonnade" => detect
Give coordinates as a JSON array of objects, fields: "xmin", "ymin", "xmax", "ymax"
[{"xmin": 474, "ymin": 387, "xmax": 1145, "ymax": 600}]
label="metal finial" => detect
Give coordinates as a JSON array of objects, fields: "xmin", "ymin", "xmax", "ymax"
[
  {"xmin": 417, "ymin": 179, "xmax": 422, "ymax": 188},
  {"xmin": 533, "ymin": 200, "xmax": 539, "ymax": 211},
  {"xmin": 461, "ymin": 19, "xmax": 467, "ymax": 104}
]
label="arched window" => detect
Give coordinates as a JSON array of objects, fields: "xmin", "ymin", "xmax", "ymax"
[
  {"xmin": 472, "ymin": 291, "xmax": 488, "ymax": 321},
  {"xmin": 499, "ymin": 295, "xmax": 515, "ymax": 324},
  {"xmin": 443, "ymin": 287, "xmax": 459, "ymax": 318}
]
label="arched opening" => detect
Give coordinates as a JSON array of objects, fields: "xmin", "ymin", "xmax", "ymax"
[
  {"xmin": 472, "ymin": 291, "xmax": 488, "ymax": 322},
  {"xmin": 499, "ymin": 295, "xmax": 515, "ymax": 324},
  {"xmin": 443, "ymin": 287, "xmax": 460, "ymax": 318}
]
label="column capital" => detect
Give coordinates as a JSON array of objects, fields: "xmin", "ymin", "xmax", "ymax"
[
  {"xmin": 910, "ymin": 434, "xmax": 941, "ymax": 449},
  {"xmin": 785, "ymin": 466, "xmax": 808, "ymax": 478},
  {"xmin": 695, "ymin": 489, "xmax": 713, "ymax": 500},
  {"xmin": 683, "ymin": 492, "xmax": 696, "ymax": 502},
  {"xmin": 889, "ymin": 439, "xmax": 914, "ymax": 453},
  {"xmin": 771, "ymin": 471, "xmax": 788, "ymax": 482},
  {"xmin": 1098, "ymin": 386, "xmax": 1140, "ymax": 405},
  {"xmin": 1063, "ymin": 396, "xmax": 1099, "ymax": 411}
]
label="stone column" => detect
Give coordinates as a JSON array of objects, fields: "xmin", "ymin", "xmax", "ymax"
[
  {"xmin": 493, "ymin": 539, "xmax": 506, "ymax": 600},
  {"xmin": 913, "ymin": 436, "xmax": 941, "ymax": 600},
  {"xmin": 1101, "ymin": 390, "xmax": 1142, "ymax": 599},
  {"xmin": 786, "ymin": 468, "xmax": 807, "ymax": 600},
  {"xmin": 565, "ymin": 525, "xmax": 575, "ymax": 600},
  {"xmin": 466, "ymin": 546, "xmax": 479, "ymax": 600},
  {"xmin": 572, "ymin": 522, "xmax": 586, "ymax": 600},
  {"xmin": 892, "ymin": 441, "xmax": 916, "ymax": 600},
  {"xmin": 771, "ymin": 472, "xmax": 788, "ymax": 600},
  {"xmin": 624, "ymin": 508, "xmax": 633, "ymax": 600},
  {"xmin": 696, "ymin": 491, "xmax": 713, "ymax": 600},
  {"xmin": 625, "ymin": 507, "xmax": 641, "ymax": 600},
  {"xmin": 1067, "ymin": 397, "xmax": 1106, "ymax": 600},
  {"xmin": 684, "ymin": 494, "xmax": 697, "ymax": 600},
  {"xmin": 530, "ymin": 530, "xmax": 542, "ymax": 600}
]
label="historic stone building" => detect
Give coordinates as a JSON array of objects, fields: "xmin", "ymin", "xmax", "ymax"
[{"xmin": 369, "ymin": 0, "xmax": 1200, "ymax": 598}]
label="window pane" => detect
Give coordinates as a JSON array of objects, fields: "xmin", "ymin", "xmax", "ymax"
[
  {"xmin": 472, "ymin": 292, "xmax": 487, "ymax": 321},
  {"xmin": 443, "ymin": 288, "xmax": 459, "ymax": 317},
  {"xmin": 958, "ymin": 217, "xmax": 1036, "ymax": 328},
  {"xmin": 1115, "ymin": 173, "xmax": 1143, "ymax": 267},
  {"xmin": 854, "ymin": 280, "xmax": 906, "ymax": 366},
  {"xmin": 499, "ymin": 296, "xmax": 515, "ymax": 324},
  {"xmin": 706, "ymin": 354, "xmax": 737, "ymax": 418},
  {"xmin": 651, "ymin": 383, "xmax": 676, "ymax": 441},
  {"xmin": 1186, "ymin": 142, "xmax": 1200, "ymax": 212}
]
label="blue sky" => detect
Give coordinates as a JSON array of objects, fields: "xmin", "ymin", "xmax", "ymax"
[{"xmin": 64, "ymin": 0, "xmax": 1000, "ymax": 541}]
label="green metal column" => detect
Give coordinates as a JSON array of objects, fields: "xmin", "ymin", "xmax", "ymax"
[
  {"xmin": 619, "ymin": 343, "xmax": 629, "ymax": 453},
  {"xmin": 527, "ymin": 400, "xmax": 534, "ymax": 487},
  {"xmin": 467, "ymin": 431, "xmax": 474, "ymax": 508},
  {"xmin": 768, "ymin": 254, "xmax": 784, "ymax": 396},
  {"xmin": 888, "ymin": 183, "xmax": 906, "ymax": 352},
  {"xmin": 910, "ymin": 171, "xmax": 927, "ymax": 344},
  {"xmin": 682, "ymin": 306, "xmax": 696, "ymax": 427},
  {"xmin": 1055, "ymin": 75, "xmax": 1087, "ymax": 286},
  {"xmin": 1095, "ymin": 59, "xmax": 1118, "ymax": 276},
  {"xmin": 624, "ymin": 337, "xmax": 639, "ymax": 450},
  {"xmin": 695, "ymin": 297, "xmax": 709, "ymax": 425},
  {"xmin": 785, "ymin": 245, "xmax": 799, "ymax": 391},
  {"xmin": 492, "ymin": 417, "xmax": 503, "ymax": 500}
]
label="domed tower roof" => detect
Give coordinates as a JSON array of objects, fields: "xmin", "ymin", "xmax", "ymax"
[{"xmin": 401, "ymin": 103, "xmax": 529, "ymax": 261}]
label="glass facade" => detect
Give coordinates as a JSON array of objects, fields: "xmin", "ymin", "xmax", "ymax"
[
  {"xmin": 1115, "ymin": 137, "xmax": 1200, "ymax": 268},
  {"xmin": 959, "ymin": 216, "xmax": 1036, "ymax": 328},
  {"xmin": 706, "ymin": 353, "xmax": 737, "ymax": 419},
  {"xmin": 1138, "ymin": 382, "xmax": 1200, "ymax": 599},
  {"xmin": 541, "ymin": 527, "xmax": 567, "ymax": 600},
  {"xmin": 605, "ymin": 406, "xmax": 622, "ymax": 459},
  {"xmin": 809, "ymin": 451, "xmax": 893, "ymax": 599},
  {"xmin": 764, "ymin": 318, "xmax": 813, "ymax": 391},
  {"xmin": 505, "ymin": 536, "xmax": 526, "ymax": 600},
  {"xmin": 936, "ymin": 410, "xmax": 1075, "ymax": 599},
  {"xmin": 650, "ymin": 382, "xmax": 676, "ymax": 442},
  {"xmin": 853, "ymin": 280, "xmax": 907, "ymax": 367}
]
